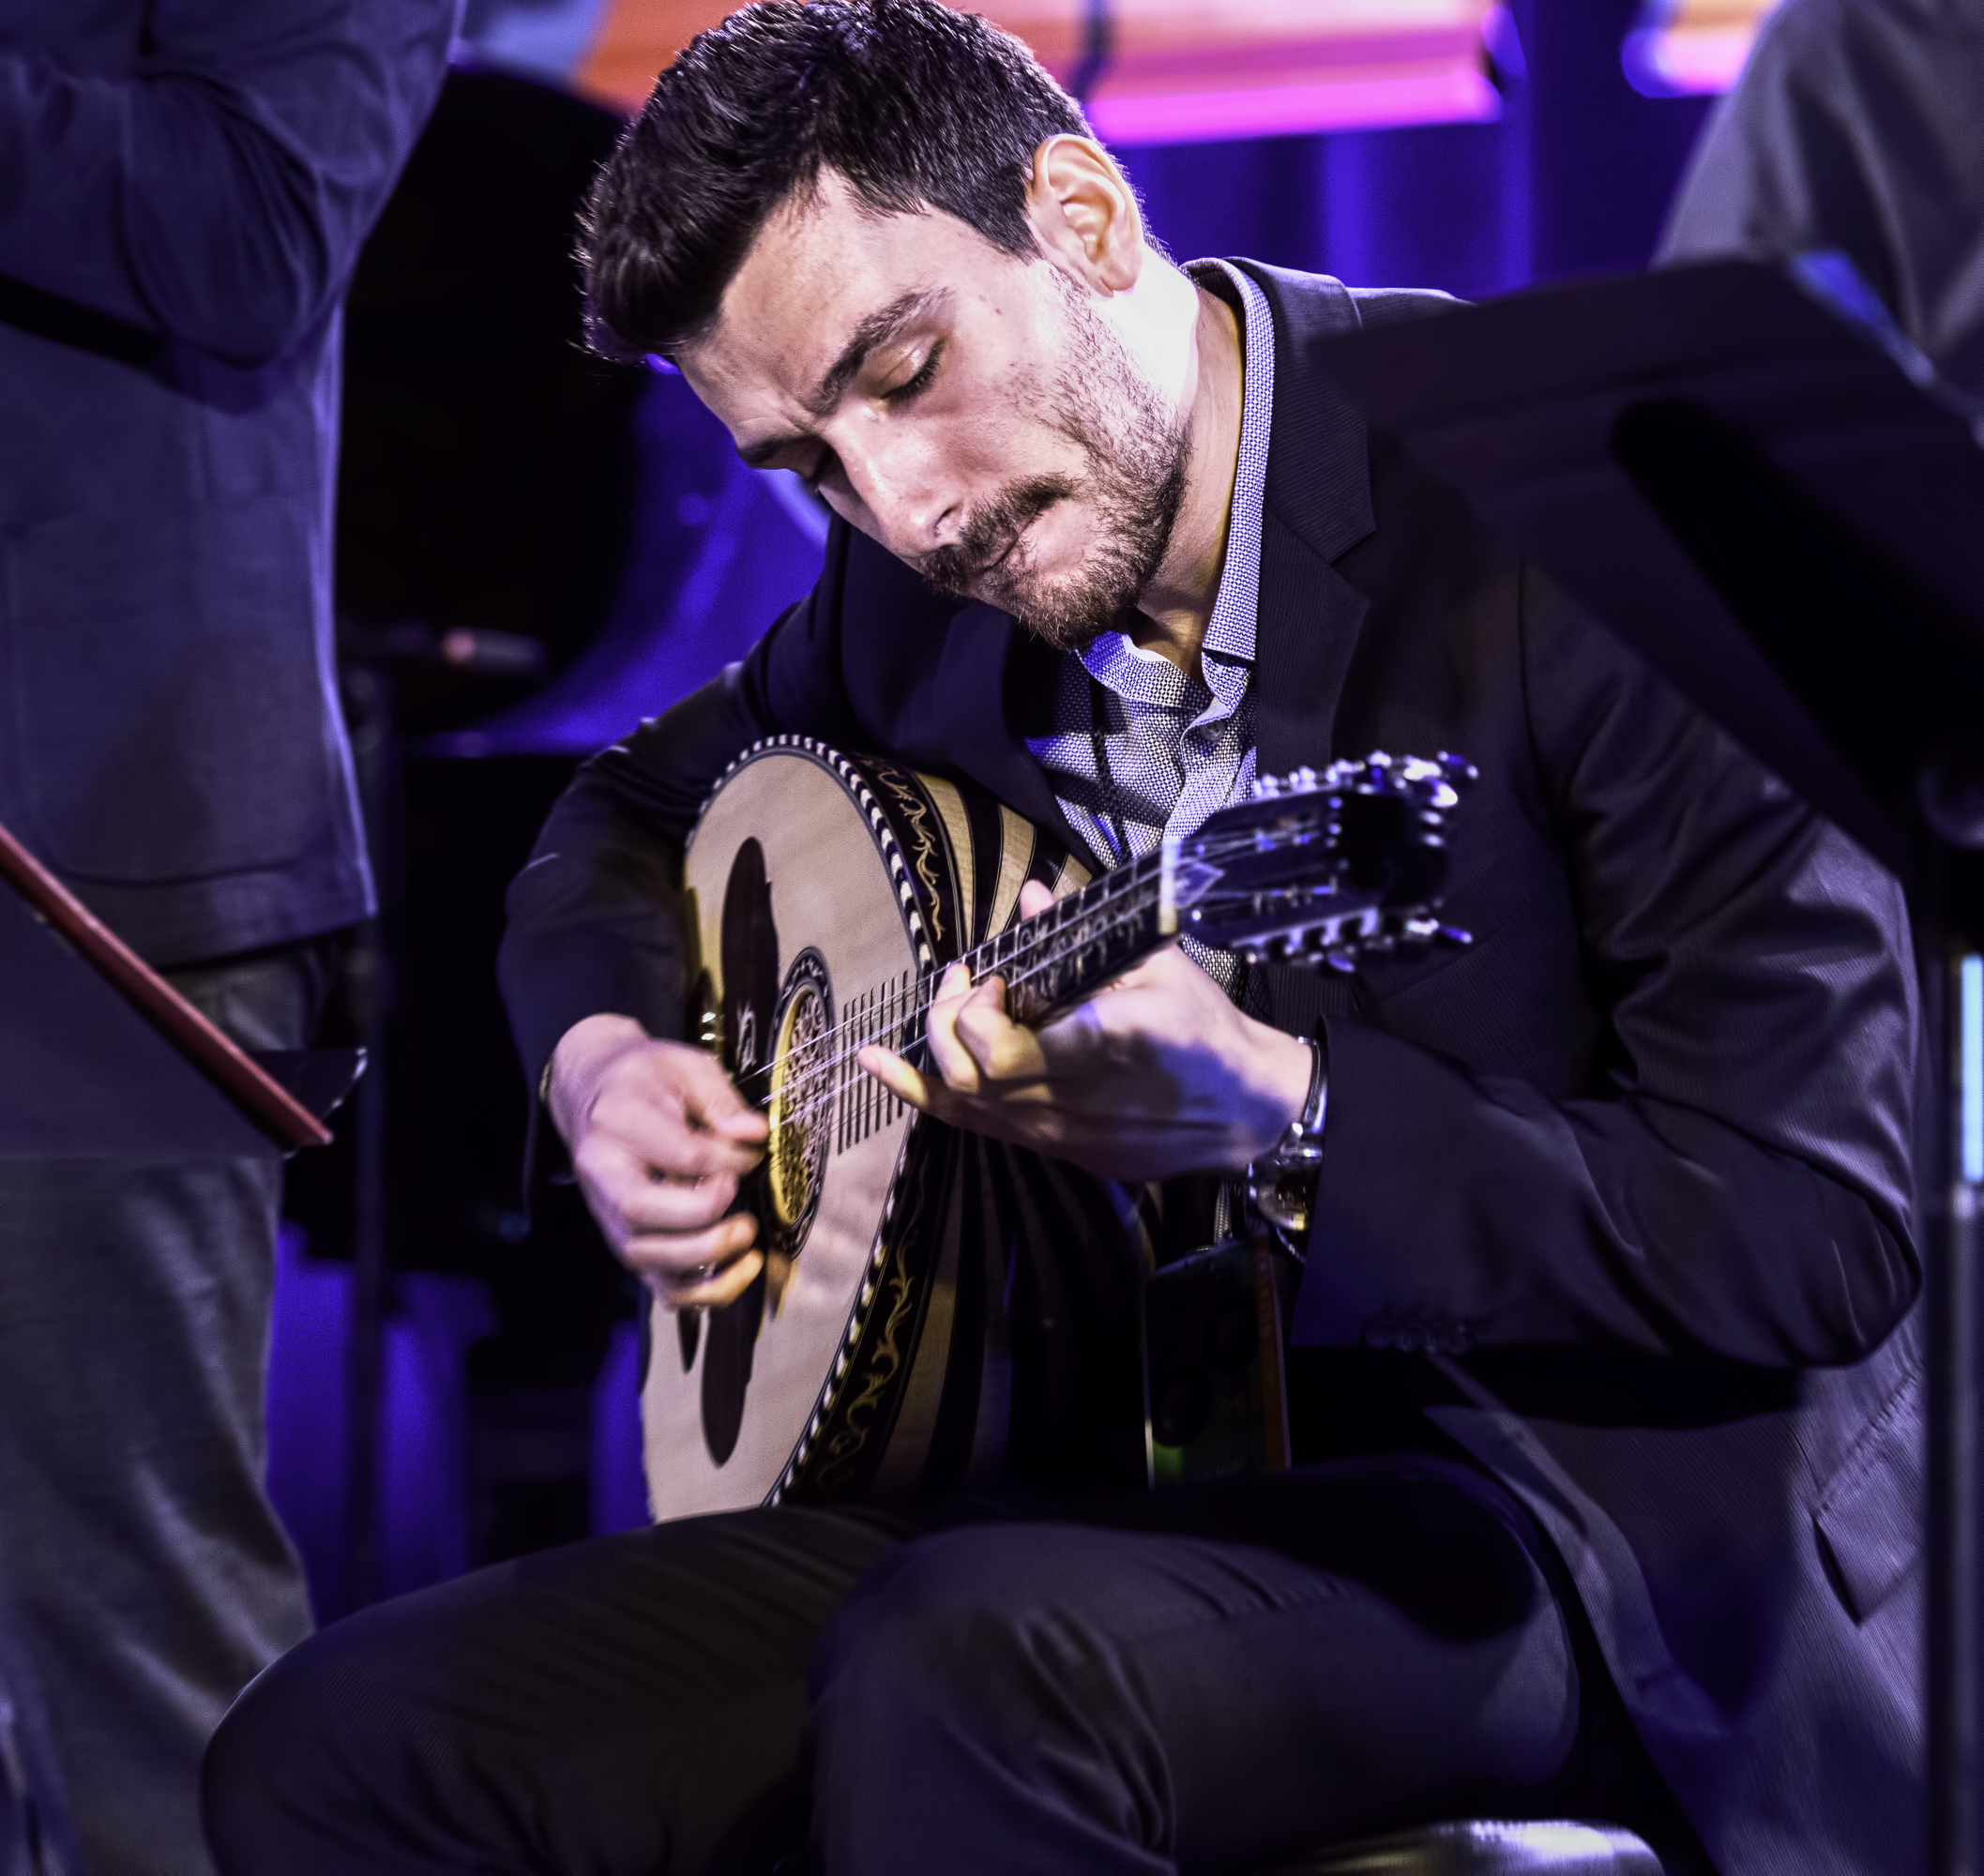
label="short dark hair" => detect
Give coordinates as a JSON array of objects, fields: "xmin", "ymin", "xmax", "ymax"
[{"xmin": 580, "ymin": 0, "xmax": 1091, "ymax": 362}]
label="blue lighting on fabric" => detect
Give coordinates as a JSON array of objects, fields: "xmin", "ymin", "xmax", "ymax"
[{"xmin": 1963, "ymin": 955, "xmax": 1983, "ymax": 1184}]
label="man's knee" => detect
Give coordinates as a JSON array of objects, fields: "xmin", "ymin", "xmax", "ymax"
[
  {"xmin": 809, "ymin": 1522, "xmax": 1179, "ymax": 1865},
  {"xmin": 203, "ymin": 1567, "xmax": 507, "ymax": 1876},
  {"xmin": 810, "ymin": 1522, "xmax": 1170, "ymax": 1790},
  {"xmin": 817, "ymin": 1524, "xmax": 1108, "ymax": 1715},
  {"xmin": 202, "ymin": 1621, "xmax": 390, "ymax": 1876}
]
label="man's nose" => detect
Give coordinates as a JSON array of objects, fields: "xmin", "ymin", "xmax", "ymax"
[{"xmin": 832, "ymin": 431, "xmax": 960, "ymax": 555}]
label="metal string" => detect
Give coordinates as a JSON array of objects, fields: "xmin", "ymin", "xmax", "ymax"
[
  {"xmin": 755, "ymin": 814, "xmax": 1310, "ymax": 1131},
  {"xmin": 763, "ymin": 862, "xmax": 1166, "ymax": 1130}
]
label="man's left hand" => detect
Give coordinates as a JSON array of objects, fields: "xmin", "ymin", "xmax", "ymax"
[{"xmin": 857, "ymin": 882, "xmax": 1312, "ymax": 1183}]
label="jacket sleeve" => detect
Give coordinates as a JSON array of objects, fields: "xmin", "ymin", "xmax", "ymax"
[
  {"xmin": 1295, "ymin": 564, "xmax": 1920, "ymax": 1369},
  {"xmin": 0, "ymin": 0, "xmax": 456, "ymax": 364},
  {"xmin": 497, "ymin": 520, "xmax": 866, "ymax": 1095}
]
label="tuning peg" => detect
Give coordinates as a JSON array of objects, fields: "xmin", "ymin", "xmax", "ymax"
[
  {"xmin": 1252, "ymin": 764, "xmax": 1333, "ymax": 801},
  {"xmin": 1438, "ymin": 753, "xmax": 1478, "ymax": 790},
  {"xmin": 1437, "ymin": 925, "xmax": 1473, "ymax": 948}
]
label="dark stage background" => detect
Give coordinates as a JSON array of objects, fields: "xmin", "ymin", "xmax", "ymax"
[{"xmin": 274, "ymin": 0, "xmax": 1715, "ymax": 1619}]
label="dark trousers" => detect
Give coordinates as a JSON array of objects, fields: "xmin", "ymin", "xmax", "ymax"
[
  {"xmin": 0, "ymin": 940, "xmax": 333, "ymax": 1876},
  {"xmin": 203, "ymin": 1456, "xmax": 1705, "ymax": 1875}
]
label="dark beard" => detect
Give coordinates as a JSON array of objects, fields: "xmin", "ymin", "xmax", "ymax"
[
  {"xmin": 919, "ymin": 471, "xmax": 1079, "ymax": 613},
  {"xmin": 916, "ymin": 293, "xmax": 1191, "ymax": 654}
]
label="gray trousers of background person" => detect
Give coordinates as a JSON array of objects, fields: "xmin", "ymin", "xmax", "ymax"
[{"xmin": 0, "ymin": 942, "xmax": 332, "ymax": 1876}]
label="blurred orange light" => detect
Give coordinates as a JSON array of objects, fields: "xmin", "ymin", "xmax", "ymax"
[
  {"xmin": 1623, "ymin": 0, "xmax": 1784, "ymax": 96},
  {"xmin": 574, "ymin": 0, "xmax": 1501, "ymax": 144}
]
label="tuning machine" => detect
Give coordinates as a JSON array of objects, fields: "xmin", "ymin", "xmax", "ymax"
[
  {"xmin": 1233, "ymin": 914, "xmax": 1474, "ymax": 975},
  {"xmin": 1251, "ymin": 750, "xmax": 1476, "ymax": 809}
]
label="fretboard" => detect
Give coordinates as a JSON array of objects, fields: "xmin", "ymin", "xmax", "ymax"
[
  {"xmin": 963, "ymin": 846, "xmax": 1171, "ymax": 1026},
  {"xmin": 816, "ymin": 851, "xmax": 1180, "ymax": 1157}
]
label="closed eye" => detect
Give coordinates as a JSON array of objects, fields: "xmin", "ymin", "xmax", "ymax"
[{"xmin": 885, "ymin": 340, "xmax": 944, "ymax": 406}]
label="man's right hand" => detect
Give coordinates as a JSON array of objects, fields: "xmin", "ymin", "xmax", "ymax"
[{"xmin": 547, "ymin": 1015, "xmax": 769, "ymax": 1310}]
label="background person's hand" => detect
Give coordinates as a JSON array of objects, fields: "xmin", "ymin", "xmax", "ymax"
[
  {"xmin": 857, "ymin": 883, "xmax": 1310, "ymax": 1183},
  {"xmin": 547, "ymin": 1015, "xmax": 768, "ymax": 1309}
]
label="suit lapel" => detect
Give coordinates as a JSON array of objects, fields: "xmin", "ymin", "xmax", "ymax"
[
  {"xmin": 1233, "ymin": 262, "xmax": 1377, "ymax": 779},
  {"xmin": 1253, "ymin": 513, "xmax": 1370, "ymax": 779}
]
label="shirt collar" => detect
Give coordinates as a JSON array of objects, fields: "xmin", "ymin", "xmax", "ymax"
[
  {"xmin": 1077, "ymin": 258, "xmax": 1276, "ymax": 695},
  {"xmin": 1195, "ymin": 259, "xmax": 1275, "ymax": 669}
]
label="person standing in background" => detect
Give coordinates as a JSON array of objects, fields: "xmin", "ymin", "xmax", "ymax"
[
  {"xmin": 0, "ymin": 4, "xmax": 455, "ymax": 1870},
  {"xmin": 1658, "ymin": 0, "xmax": 1984, "ymax": 395}
]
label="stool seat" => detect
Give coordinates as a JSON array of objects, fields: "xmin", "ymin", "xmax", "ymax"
[{"xmin": 1262, "ymin": 1819, "xmax": 1664, "ymax": 1875}]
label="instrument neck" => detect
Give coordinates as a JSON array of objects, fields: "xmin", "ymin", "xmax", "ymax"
[{"xmin": 962, "ymin": 845, "xmax": 1174, "ymax": 1026}]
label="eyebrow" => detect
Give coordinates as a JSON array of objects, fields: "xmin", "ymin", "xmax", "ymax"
[
  {"xmin": 805, "ymin": 288, "xmax": 946, "ymax": 416},
  {"xmin": 736, "ymin": 288, "xmax": 947, "ymax": 469}
]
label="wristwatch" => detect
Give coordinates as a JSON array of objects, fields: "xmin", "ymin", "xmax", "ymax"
[{"xmin": 1246, "ymin": 1037, "xmax": 1327, "ymax": 1258}]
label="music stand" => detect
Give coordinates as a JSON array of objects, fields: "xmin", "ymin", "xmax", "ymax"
[{"xmin": 1312, "ymin": 256, "xmax": 1984, "ymax": 1875}]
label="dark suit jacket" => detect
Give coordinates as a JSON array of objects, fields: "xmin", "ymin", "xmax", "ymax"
[
  {"xmin": 0, "ymin": 0, "xmax": 454, "ymax": 967},
  {"xmin": 500, "ymin": 265, "xmax": 1925, "ymax": 1876}
]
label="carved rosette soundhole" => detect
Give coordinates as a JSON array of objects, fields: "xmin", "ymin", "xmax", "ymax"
[{"xmin": 765, "ymin": 950, "xmax": 831, "ymax": 1260}]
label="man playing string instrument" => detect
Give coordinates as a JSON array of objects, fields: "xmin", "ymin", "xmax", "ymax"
[{"xmin": 204, "ymin": 5, "xmax": 1924, "ymax": 1871}]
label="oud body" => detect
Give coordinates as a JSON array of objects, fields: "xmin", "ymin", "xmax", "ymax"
[
  {"xmin": 644, "ymin": 736, "xmax": 1469, "ymax": 1523},
  {"xmin": 648, "ymin": 740, "xmax": 1109, "ymax": 1520}
]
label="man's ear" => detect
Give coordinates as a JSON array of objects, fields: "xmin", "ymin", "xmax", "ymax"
[{"xmin": 1023, "ymin": 136, "xmax": 1144, "ymax": 295}]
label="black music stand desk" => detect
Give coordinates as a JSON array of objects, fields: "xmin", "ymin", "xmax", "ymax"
[{"xmin": 1313, "ymin": 255, "xmax": 1984, "ymax": 1875}]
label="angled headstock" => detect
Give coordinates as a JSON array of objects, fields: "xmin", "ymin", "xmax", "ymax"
[{"xmin": 1161, "ymin": 752, "xmax": 1477, "ymax": 972}]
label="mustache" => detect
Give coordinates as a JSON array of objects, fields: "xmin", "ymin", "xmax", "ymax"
[{"xmin": 917, "ymin": 474, "xmax": 1078, "ymax": 598}]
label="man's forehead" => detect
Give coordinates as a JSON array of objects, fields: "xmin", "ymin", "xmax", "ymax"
[{"xmin": 701, "ymin": 178, "xmax": 1006, "ymax": 390}]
